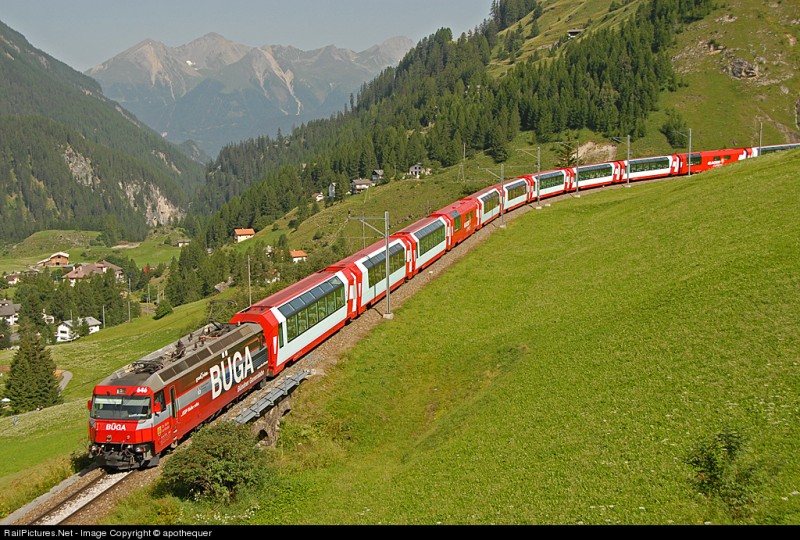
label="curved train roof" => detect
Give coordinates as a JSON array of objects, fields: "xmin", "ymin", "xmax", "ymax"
[
  {"xmin": 240, "ymin": 269, "xmax": 342, "ymax": 312},
  {"xmin": 394, "ymin": 215, "xmax": 446, "ymax": 235}
]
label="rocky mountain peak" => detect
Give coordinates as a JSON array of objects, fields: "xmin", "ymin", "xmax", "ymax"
[
  {"xmin": 87, "ymin": 33, "xmax": 414, "ymax": 156},
  {"xmin": 174, "ymin": 32, "xmax": 252, "ymax": 71}
]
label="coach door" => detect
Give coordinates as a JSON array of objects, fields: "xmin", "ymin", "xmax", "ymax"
[
  {"xmin": 170, "ymin": 387, "xmax": 179, "ymax": 441},
  {"xmin": 154, "ymin": 390, "xmax": 173, "ymax": 451}
]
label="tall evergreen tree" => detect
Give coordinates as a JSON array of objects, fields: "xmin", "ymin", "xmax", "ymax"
[
  {"xmin": 0, "ymin": 318, "xmax": 10, "ymax": 349},
  {"xmin": 5, "ymin": 325, "xmax": 62, "ymax": 413}
]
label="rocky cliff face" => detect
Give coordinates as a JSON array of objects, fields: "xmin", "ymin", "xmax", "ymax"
[
  {"xmin": 87, "ymin": 33, "xmax": 414, "ymax": 156},
  {"xmin": 63, "ymin": 145, "xmax": 184, "ymax": 226},
  {"xmin": 120, "ymin": 179, "xmax": 185, "ymax": 226}
]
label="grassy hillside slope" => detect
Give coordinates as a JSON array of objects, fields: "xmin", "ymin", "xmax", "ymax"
[{"xmin": 3, "ymin": 150, "xmax": 798, "ymax": 525}]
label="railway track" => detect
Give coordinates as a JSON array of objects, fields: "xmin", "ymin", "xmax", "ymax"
[
  {"xmin": 2, "ymin": 364, "xmax": 312, "ymax": 526},
  {"xmin": 17, "ymin": 468, "xmax": 133, "ymax": 526}
]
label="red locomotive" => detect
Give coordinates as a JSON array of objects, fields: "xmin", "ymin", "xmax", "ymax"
[
  {"xmin": 87, "ymin": 142, "xmax": 799, "ymax": 471},
  {"xmin": 88, "ymin": 321, "xmax": 268, "ymax": 469}
]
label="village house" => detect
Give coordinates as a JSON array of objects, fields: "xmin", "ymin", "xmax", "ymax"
[
  {"xmin": 3, "ymin": 273, "xmax": 23, "ymax": 286},
  {"xmin": 0, "ymin": 299, "xmax": 20, "ymax": 326},
  {"xmin": 350, "ymin": 178, "xmax": 374, "ymax": 194},
  {"xmin": 371, "ymin": 169, "xmax": 384, "ymax": 182},
  {"xmin": 408, "ymin": 163, "xmax": 431, "ymax": 178},
  {"xmin": 64, "ymin": 261, "xmax": 124, "ymax": 286},
  {"xmin": 36, "ymin": 252, "xmax": 69, "ymax": 268},
  {"xmin": 234, "ymin": 228, "xmax": 255, "ymax": 243},
  {"xmin": 290, "ymin": 250, "xmax": 308, "ymax": 264},
  {"xmin": 55, "ymin": 316, "xmax": 102, "ymax": 343}
]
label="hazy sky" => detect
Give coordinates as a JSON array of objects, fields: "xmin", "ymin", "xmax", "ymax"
[{"xmin": 1, "ymin": 0, "xmax": 492, "ymax": 73}]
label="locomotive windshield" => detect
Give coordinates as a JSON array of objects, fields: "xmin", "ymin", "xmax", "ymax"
[{"xmin": 90, "ymin": 394, "xmax": 151, "ymax": 420}]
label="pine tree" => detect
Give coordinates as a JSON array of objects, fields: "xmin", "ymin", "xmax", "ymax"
[
  {"xmin": 0, "ymin": 318, "xmax": 10, "ymax": 349},
  {"xmin": 77, "ymin": 318, "xmax": 90, "ymax": 337},
  {"xmin": 5, "ymin": 325, "xmax": 62, "ymax": 413},
  {"xmin": 154, "ymin": 299, "xmax": 173, "ymax": 320}
]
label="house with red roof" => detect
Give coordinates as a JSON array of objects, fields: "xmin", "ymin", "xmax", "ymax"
[{"xmin": 234, "ymin": 228, "xmax": 255, "ymax": 243}]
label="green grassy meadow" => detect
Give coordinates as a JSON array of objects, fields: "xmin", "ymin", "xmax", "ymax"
[
  {"xmin": 98, "ymin": 150, "xmax": 800, "ymax": 525},
  {"xmin": 0, "ymin": 227, "xmax": 187, "ymax": 276}
]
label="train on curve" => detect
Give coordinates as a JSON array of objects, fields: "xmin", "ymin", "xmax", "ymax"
[{"xmin": 87, "ymin": 142, "xmax": 799, "ymax": 470}]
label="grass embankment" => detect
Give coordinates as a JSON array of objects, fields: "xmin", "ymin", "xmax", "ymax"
[{"xmin": 107, "ymin": 150, "xmax": 799, "ymax": 525}]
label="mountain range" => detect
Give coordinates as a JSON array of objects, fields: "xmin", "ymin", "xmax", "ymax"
[{"xmin": 86, "ymin": 33, "xmax": 415, "ymax": 156}]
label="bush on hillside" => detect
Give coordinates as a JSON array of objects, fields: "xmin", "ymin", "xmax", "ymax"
[
  {"xmin": 684, "ymin": 428, "xmax": 760, "ymax": 519},
  {"xmin": 160, "ymin": 421, "xmax": 272, "ymax": 501},
  {"xmin": 153, "ymin": 300, "xmax": 173, "ymax": 320},
  {"xmin": 661, "ymin": 108, "xmax": 690, "ymax": 149}
]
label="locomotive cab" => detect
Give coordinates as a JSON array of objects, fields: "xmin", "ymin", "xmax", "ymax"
[
  {"xmin": 89, "ymin": 392, "xmax": 152, "ymax": 420},
  {"xmin": 88, "ymin": 387, "xmax": 160, "ymax": 470}
]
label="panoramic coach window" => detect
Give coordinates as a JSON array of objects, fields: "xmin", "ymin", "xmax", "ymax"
[
  {"xmin": 481, "ymin": 193, "xmax": 500, "ymax": 213},
  {"xmin": 506, "ymin": 181, "xmax": 526, "ymax": 200},
  {"xmin": 416, "ymin": 222, "xmax": 446, "ymax": 257},
  {"xmin": 629, "ymin": 157, "xmax": 670, "ymax": 173},
  {"xmin": 278, "ymin": 276, "xmax": 346, "ymax": 343},
  {"xmin": 364, "ymin": 244, "xmax": 405, "ymax": 288},
  {"xmin": 577, "ymin": 164, "xmax": 612, "ymax": 182},
  {"xmin": 537, "ymin": 171, "xmax": 563, "ymax": 190},
  {"xmin": 761, "ymin": 144, "xmax": 799, "ymax": 155}
]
